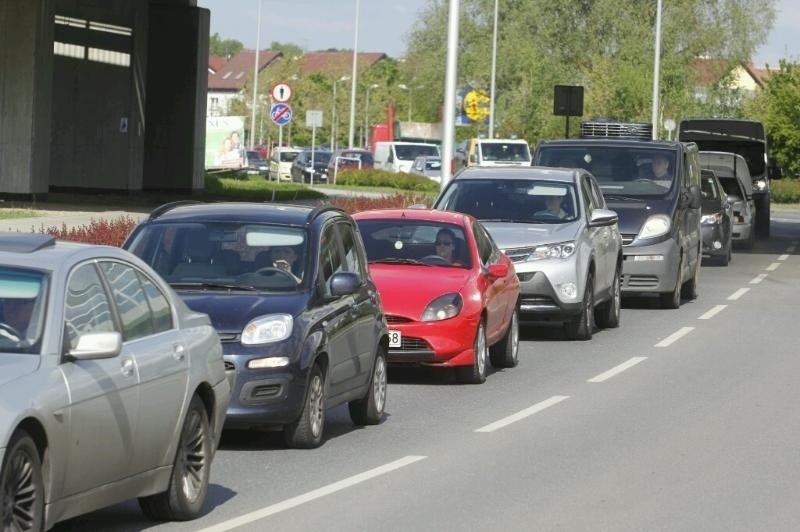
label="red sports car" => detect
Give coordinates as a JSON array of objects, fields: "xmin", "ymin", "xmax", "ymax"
[{"xmin": 353, "ymin": 209, "xmax": 520, "ymax": 384}]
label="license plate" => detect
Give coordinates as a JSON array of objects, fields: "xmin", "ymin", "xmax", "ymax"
[{"xmin": 388, "ymin": 330, "xmax": 402, "ymax": 348}]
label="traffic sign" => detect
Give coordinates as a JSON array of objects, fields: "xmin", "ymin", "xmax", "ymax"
[
  {"xmin": 270, "ymin": 103, "xmax": 293, "ymax": 126},
  {"xmin": 271, "ymin": 82, "xmax": 293, "ymax": 103},
  {"xmin": 306, "ymin": 110, "xmax": 323, "ymax": 128}
]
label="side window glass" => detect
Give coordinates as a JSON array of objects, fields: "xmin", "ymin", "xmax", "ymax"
[
  {"xmin": 472, "ymin": 222, "xmax": 494, "ymax": 264},
  {"xmin": 64, "ymin": 263, "xmax": 116, "ymax": 350},
  {"xmin": 100, "ymin": 261, "xmax": 154, "ymax": 341},
  {"xmin": 137, "ymin": 272, "xmax": 174, "ymax": 333},
  {"xmin": 581, "ymin": 178, "xmax": 595, "ymax": 218},
  {"xmin": 338, "ymin": 221, "xmax": 366, "ymax": 278},
  {"xmin": 318, "ymin": 224, "xmax": 342, "ymax": 296}
]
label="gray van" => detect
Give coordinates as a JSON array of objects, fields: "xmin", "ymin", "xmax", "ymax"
[
  {"xmin": 699, "ymin": 151, "xmax": 756, "ymax": 249},
  {"xmin": 533, "ymin": 124, "xmax": 702, "ymax": 309}
]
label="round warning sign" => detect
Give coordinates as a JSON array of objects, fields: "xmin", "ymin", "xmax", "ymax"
[{"xmin": 271, "ymin": 82, "xmax": 293, "ymax": 103}]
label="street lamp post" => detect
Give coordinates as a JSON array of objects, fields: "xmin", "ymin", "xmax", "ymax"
[
  {"xmin": 651, "ymin": 0, "xmax": 663, "ymax": 140},
  {"xmin": 331, "ymin": 75, "xmax": 350, "ymax": 151},
  {"xmin": 363, "ymin": 83, "xmax": 379, "ymax": 147},
  {"xmin": 488, "ymin": 0, "xmax": 499, "ymax": 138},
  {"xmin": 347, "ymin": 0, "xmax": 361, "ymax": 148},
  {"xmin": 397, "ymin": 84, "xmax": 421, "ymax": 122},
  {"xmin": 249, "ymin": 0, "xmax": 263, "ymax": 149}
]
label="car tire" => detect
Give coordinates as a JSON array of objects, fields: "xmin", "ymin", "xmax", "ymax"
[
  {"xmin": 1, "ymin": 429, "xmax": 45, "ymax": 531},
  {"xmin": 595, "ymin": 266, "xmax": 621, "ymax": 329},
  {"xmin": 565, "ymin": 273, "xmax": 594, "ymax": 340},
  {"xmin": 457, "ymin": 321, "xmax": 488, "ymax": 384},
  {"xmin": 660, "ymin": 253, "xmax": 683, "ymax": 309},
  {"xmin": 139, "ymin": 395, "xmax": 211, "ymax": 521},
  {"xmin": 681, "ymin": 250, "xmax": 700, "ymax": 300},
  {"xmin": 349, "ymin": 348, "xmax": 387, "ymax": 425},
  {"xmin": 284, "ymin": 364, "xmax": 326, "ymax": 448},
  {"xmin": 489, "ymin": 308, "xmax": 519, "ymax": 368}
]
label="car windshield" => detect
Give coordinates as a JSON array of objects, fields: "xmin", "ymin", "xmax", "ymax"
[
  {"xmin": 700, "ymin": 173, "xmax": 720, "ymax": 200},
  {"xmin": 436, "ymin": 178, "xmax": 579, "ymax": 223},
  {"xmin": 340, "ymin": 151, "xmax": 373, "ymax": 164},
  {"xmin": 280, "ymin": 151, "xmax": 300, "ymax": 162},
  {"xmin": 0, "ymin": 268, "xmax": 47, "ymax": 354},
  {"xmin": 537, "ymin": 146, "xmax": 677, "ymax": 197},
  {"xmin": 126, "ymin": 222, "xmax": 309, "ymax": 292},
  {"xmin": 356, "ymin": 220, "xmax": 472, "ymax": 269},
  {"xmin": 395, "ymin": 144, "xmax": 440, "ymax": 160},
  {"xmin": 480, "ymin": 142, "xmax": 530, "ymax": 161}
]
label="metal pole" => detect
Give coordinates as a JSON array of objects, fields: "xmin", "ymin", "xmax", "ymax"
[
  {"xmin": 331, "ymin": 80, "xmax": 337, "ymax": 151},
  {"xmin": 651, "ymin": 0, "xmax": 662, "ymax": 140},
  {"xmin": 347, "ymin": 0, "xmax": 360, "ymax": 148},
  {"xmin": 440, "ymin": 0, "xmax": 460, "ymax": 187},
  {"xmin": 488, "ymin": 0, "xmax": 499, "ymax": 138},
  {"xmin": 250, "ymin": 0, "xmax": 262, "ymax": 149},
  {"xmin": 408, "ymin": 89, "xmax": 412, "ymax": 122}
]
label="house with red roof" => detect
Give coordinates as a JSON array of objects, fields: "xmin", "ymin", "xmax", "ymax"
[
  {"xmin": 207, "ymin": 49, "xmax": 282, "ymax": 116},
  {"xmin": 690, "ymin": 58, "xmax": 777, "ymax": 102}
]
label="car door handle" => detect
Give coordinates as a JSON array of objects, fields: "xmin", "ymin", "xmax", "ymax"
[
  {"xmin": 121, "ymin": 358, "xmax": 135, "ymax": 377},
  {"xmin": 173, "ymin": 344, "xmax": 186, "ymax": 361}
]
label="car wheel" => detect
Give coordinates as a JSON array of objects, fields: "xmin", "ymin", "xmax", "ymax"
[
  {"xmin": 659, "ymin": 253, "xmax": 683, "ymax": 309},
  {"xmin": 565, "ymin": 272, "xmax": 594, "ymax": 340},
  {"xmin": 489, "ymin": 308, "xmax": 519, "ymax": 368},
  {"xmin": 349, "ymin": 347, "xmax": 387, "ymax": 425},
  {"xmin": 681, "ymin": 249, "xmax": 700, "ymax": 300},
  {"xmin": 1, "ymin": 430, "xmax": 44, "ymax": 532},
  {"xmin": 285, "ymin": 364, "xmax": 326, "ymax": 448},
  {"xmin": 457, "ymin": 321, "xmax": 488, "ymax": 384},
  {"xmin": 139, "ymin": 394, "xmax": 211, "ymax": 521},
  {"xmin": 595, "ymin": 266, "xmax": 621, "ymax": 329}
]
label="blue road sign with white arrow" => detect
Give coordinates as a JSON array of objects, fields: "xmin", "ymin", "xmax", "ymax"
[{"xmin": 270, "ymin": 103, "xmax": 293, "ymax": 126}]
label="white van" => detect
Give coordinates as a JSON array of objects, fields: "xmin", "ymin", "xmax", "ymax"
[
  {"xmin": 269, "ymin": 147, "xmax": 302, "ymax": 182},
  {"xmin": 454, "ymin": 138, "xmax": 532, "ymax": 171},
  {"xmin": 373, "ymin": 142, "xmax": 440, "ymax": 173}
]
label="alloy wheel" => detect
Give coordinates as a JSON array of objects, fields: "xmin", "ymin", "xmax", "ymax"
[
  {"xmin": 308, "ymin": 375, "xmax": 324, "ymax": 437},
  {"xmin": 2, "ymin": 447, "xmax": 38, "ymax": 531},
  {"xmin": 373, "ymin": 356, "xmax": 387, "ymax": 414},
  {"xmin": 178, "ymin": 409, "xmax": 208, "ymax": 503}
]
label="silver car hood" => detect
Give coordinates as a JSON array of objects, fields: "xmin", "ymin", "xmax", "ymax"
[
  {"xmin": 0, "ymin": 355, "xmax": 39, "ymax": 387},
  {"xmin": 482, "ymin": 221, "xmax": 581, "ymax": 250}
]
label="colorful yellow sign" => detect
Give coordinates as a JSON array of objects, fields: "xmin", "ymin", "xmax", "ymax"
[{"xmin": 463, "ymin": 89, "xmax": 491, "ymax": 123}]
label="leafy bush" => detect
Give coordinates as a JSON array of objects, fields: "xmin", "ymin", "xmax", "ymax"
[
  {"xmin": 329, "ymin": 192, "xmax": 434, "ymax": 214},
  {"xmin": 40, "ymin": 216, "xmax": 139, "ymax": 247},
  {"xmin": 204, "ymin": 174, "xmax": 326, "ymax": 202},
  {"xmin": 334, "ymin": 169, "xmax": 440, "ymax": 192},
  {"xmin": 771, "ymin": 179, "xmax": 800, "ymax": 203}
]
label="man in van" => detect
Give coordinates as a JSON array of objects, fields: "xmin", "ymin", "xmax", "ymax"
[{"xmin": 645, "ymin": 153, "xmax": 673, "ymax": 189}]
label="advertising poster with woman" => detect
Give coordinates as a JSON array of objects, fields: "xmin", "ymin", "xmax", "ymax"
[{"xmin": 205, "ymin": 116, "xmax": 246, "ymax": 169}]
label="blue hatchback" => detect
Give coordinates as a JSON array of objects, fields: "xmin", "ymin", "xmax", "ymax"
[{"xmin": 124, "ymin": 202, "xmax": 389, "ymax": 448}]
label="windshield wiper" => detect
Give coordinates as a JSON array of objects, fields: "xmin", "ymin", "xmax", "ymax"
[
  {"xmin": 603, "ymin": 194, "xmax": 645, "ymax": 202},
  {"xmin": 368, "ymin": 258, "xmax": 430, "ymax": 266},
  {"xmin": 170, "ymin": 281, "xmax": 259, "ymax": 291}
]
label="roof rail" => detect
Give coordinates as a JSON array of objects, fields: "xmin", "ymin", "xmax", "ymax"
[
  {"xmin": 580, "ymin": 119, "xmax": 653, "ymax": 141},
  {"xmin": 305, "ymin": 204, "xmax": 345, "ymax": 225},
  {"xmin": 147, "ymin": 200, "xmax": 203, "ymax": 221}
]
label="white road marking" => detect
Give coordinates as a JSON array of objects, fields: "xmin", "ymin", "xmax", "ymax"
[
  {"xmin": 698, "ymin": 305, "xmax": 727, "ymax": 320},
  {"xmin": 766, "ymin": 262, "xmax": 781, "ymax": 271},
  {"xmin": 655, "ymin": 327, "xmax": 695, "ymax": 348},
  {"xmin": 778, "ymin": 254, "xmax": 789, "ymax": 261},
  {"xmin": 750, "ymin": 273, "xmax": 767, "ymax": 284},
  {"xmin": 197, "ymin": 455, "xmax": 427, "ymax": 532},
  {"xmin": 728, "ymin": 288, "xmax": 750, "ymax": 300},
  {"xmin": 588, "ymin": 357, "xmax": 647, "ymax": 383},
  {"xmin": 475, "ymin": 395, "xmax": 570, "ymax": 433}
]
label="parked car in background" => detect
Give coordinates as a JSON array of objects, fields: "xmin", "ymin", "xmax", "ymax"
[
  {"xmin": 373, "ymin": 141, "xmax": 440, "ymax": 173},
  {"xmin": 268, "ymin": 147, "xmax": 302, "ymax": 182},
  {"xmin": 353, "ymin": 208, "xmax": 520, "ymax": 383},
  {"xmin": 699, "ymin": 151, "xmax": 755, "ymax": 249},
  {"xmin": 246, "ymin": 150, "xmax": 268, "ymax": 176},
  {"xmin": 291, "ymin": 149, "xmax": 332, "ymax": 184},
  {"xmin": 327, "ymin": 148, "xmax": 374, "ymax": 180},
  {"xmin": 453, "ymin": 138, "xmax": 532, "ymax": 172},
  {"xmin": 410, "ymin": 155, "xmax": 443, "ymax": 182},
  {"xmin": 0, "ymin": 232, "xmax": 230, "ymax": 530},
  {"xmin": 433, "ymin": 167, "xmax": 622, "ymax": 340},
  {"xmin": 124, "ymin": 202, "xmax": 389, "ymax": 449},
  {"xmin": 699, "ymin": 169, "xmax": 733, "ymax": 265}
]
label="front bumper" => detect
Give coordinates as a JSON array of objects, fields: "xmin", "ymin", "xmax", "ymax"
[
  {"xmin": 508, "ymin": 258, "xmax": 583, "ymax": 319},
  {"xmin": 621, "ymin": 237, "xmax": 680, "ymax": 294},
  {"xmin": 386, "ymin": 313, "xmax": 479, "ymax": 367}
]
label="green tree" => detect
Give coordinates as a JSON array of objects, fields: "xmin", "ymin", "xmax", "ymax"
[{"xmin": 209, "ymin": 33, "xmax": 243, "ymax": 57}]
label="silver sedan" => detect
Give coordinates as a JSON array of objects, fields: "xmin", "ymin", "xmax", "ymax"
[{"xmin": 0, "ymin": 233, "xmax": 230, "ymax": 530}]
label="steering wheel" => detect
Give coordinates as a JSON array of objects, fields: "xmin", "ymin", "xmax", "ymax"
[
  {"xmin": 0, "ymin": 322, "xmax": 23, "ymax": 342},
  {"xmin": 255, "ymin": 267, "xmax": 297, "ymax": 281},
  {"xmin": 421, "ymin": 254, "xmax": 452, "ymax": 266}
]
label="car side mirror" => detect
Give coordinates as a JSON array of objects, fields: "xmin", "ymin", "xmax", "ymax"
[
  {"xmin": 68, "ymin": 331, "xmax": 122, "ymax": 360},
  {"xmin": 588, "ymin": 208, "xmax": 619, "ymax": 227},
  {"xmin": 329, "ymin": 271, "xmax": 361, "ymax": 297},
  {"xmin": 486, "ymin": 263, "xmax": 509, "ymax": 278}
]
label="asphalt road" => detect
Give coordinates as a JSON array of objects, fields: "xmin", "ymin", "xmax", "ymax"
[{"xmin": 54, "ymin": 211, "xmax": 800, "ymax": 532}]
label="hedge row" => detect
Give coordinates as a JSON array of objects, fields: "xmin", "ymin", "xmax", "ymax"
[
  {"xmin": 771, "ymin": 179, "xmax": 800, "ymax": 204},
  {"xmin": 334, "ymin": 169, "xmax": 440, "ymax": 193}
]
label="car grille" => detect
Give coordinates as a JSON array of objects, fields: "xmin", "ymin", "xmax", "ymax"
[
  {"xmin": 623, "ymin": 274, "xmax": 659, "ymax": 289},
  {"xmin": 621, "ymin": 234, "xmax": 636, "ymax": 246},
  {"xmin": 396, "ymin": 337, "xmax": 431, "ymax": 351},
  {"xmin": 385, "ymin": 315, "xmax": 412, "ymax": 324}
]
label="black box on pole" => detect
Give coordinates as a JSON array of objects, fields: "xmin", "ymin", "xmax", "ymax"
[{"xmin": 553, "ymin": 85, "xmax": 584, "ymax": 116}]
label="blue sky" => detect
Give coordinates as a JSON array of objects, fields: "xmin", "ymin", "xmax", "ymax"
[{"xmin": 197, "ymin": 0, "xmax": 796, "ymax": 67}]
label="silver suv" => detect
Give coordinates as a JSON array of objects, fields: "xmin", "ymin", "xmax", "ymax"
[{"xmin": 433, "ymin": 167, "xmax": 622, "ymax": 340}]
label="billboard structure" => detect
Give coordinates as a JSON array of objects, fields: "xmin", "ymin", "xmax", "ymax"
[{"xmin": 205, "ymin": 116, "xmax": 246, "ymax": 169}]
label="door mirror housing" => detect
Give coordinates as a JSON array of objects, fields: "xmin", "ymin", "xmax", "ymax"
[
  {"xmin": 588, "ymin": 208, "xmax": 619, "ymax": 227},
  {"xmin": 329, "ymin": 271, "xmax": 361, "ymax": 297},
  {"xmin": 68, "ymin": 331, "xmax": 122, "ymax": 360}
]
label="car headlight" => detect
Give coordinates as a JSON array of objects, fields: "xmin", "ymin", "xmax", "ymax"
[
  {"xmin": 528, "ymin": 241, "xmax": 576, "ymax": 261},
  {"xmin": 637, "ymin": 214, "xmax": 671, "ymax": 240},
  {"xmin": 754, "ymin": 179, "xmax": 767, "ymax": 191},
  {"xmin": 241, "ymin": 314, "xmax": 293, "ymax": 345},
  {"xmin": 700, "ymin": 212, "xmax": 722, "ymax": 225},
  {"xmin": 421, "ymin": 293, "xmax": 462, "ymax": 322}
]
